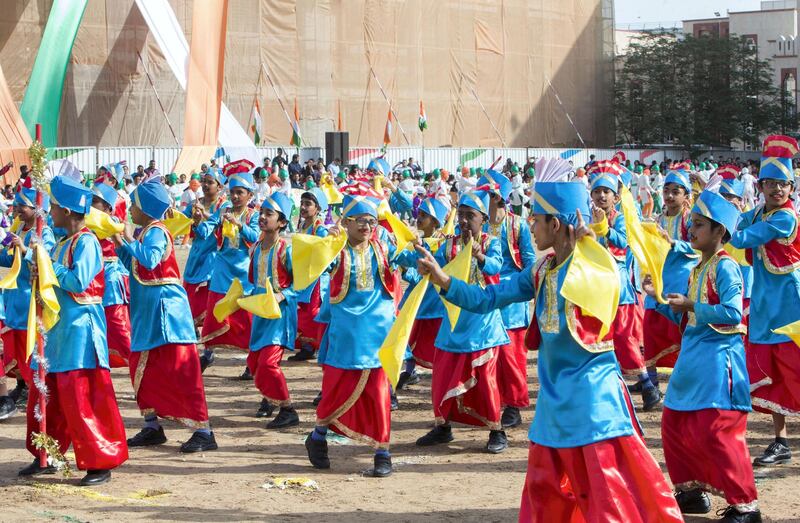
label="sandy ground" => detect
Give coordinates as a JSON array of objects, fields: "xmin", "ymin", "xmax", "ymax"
[{"xmin": 0, "ymin": 250, "xmax": 799, "ymax": 522}]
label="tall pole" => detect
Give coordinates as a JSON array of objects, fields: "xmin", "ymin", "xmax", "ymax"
[
  {"xmin": 34, "ymin": 122, "xmax": 47, "ymax": 468},
  {"xmin": 368, "ymin": 68, "xmax": 411, "ymax": 145}
]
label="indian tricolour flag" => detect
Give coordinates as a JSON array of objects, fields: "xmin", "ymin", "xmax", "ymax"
[
  {"xmin": 250, "ymin": 98, "xmax": 262, "ymax": 145},
  {"xmin": 418, "ymin": 100, "xmax": 427, "ymax": 132},
  {"xmin": 383, "ymin": 109, "xmax": 393, "ymax": 146},
  {"xmin": 290, "ymin": 98, "xmax": 302, "ymax": 147}
]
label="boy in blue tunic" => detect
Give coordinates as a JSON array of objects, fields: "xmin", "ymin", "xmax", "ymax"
[
  {"xmin": 415, "ymin": 190, "xmax": 510, "ymax": 454},
  {"xmin": 247, "ymin": 193, "xmax": 300, "ymax": 429},
  {"xmin": 645, "ymin": 189, "xmax": 761, "ymax": 523},
  {"xmin": 1, "ymin": 188, "xmax": 55, "ymax": 403},
  {"xmin": 19, "ymin": 176, "xmax": 128, "ymax": 486},
  {"xmin": 415, "ymin": 180, "xmax": 682, "ymax": 522},
  {"xmin": 114, "ymin": 181, "xmax": 217, "ymax": 454}
]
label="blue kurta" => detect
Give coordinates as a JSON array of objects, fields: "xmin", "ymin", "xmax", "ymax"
[
  {"xmin": 487, "ymin": 214, "xmax": 536, "ymax": 329},
  {"xmin": 316, "ymin": 241, "xmax": 399, "ymax": 370},
  {"xmin": 730, "ymin": 204, "xmax": 800, "ymax": 344},
  {"xmin": 195, "ymin": 203, "xmax": 260, "ymax": 295},
  {"xmin": 597, "ymin": 212, "xmax": 636, "ymax": 305},
  {"xmin": 0, "ymin": 224, "xmax": 56, "ymax": 330},
  {"xmin": 389, "ymin": 190, "xmax": 413, "ymax": 214},
  {"xmin": 116, "ymin": 224, "xmax": 197, "ymax": 352},
  {"xmin": 249, "ymin": 238, "xmax": 298, "ymax": 351},
  {"xmin": 181, "ymin": 199, "xmax": 225, "ymax": 285},
  {"xmin": 102, "ymin": 238, "xmax": 129, "ymax": 307},
  {"xmin": 37, "ymin": 231, "xmax": 109, "ymax": 373},
  {"xmin": 433, "ymin": 236, "xmax": 510, "ymax": 352},
  {"xmin": 444, "ymin": 254, "xmax": 637, "ymax": 448},
  {"xmin": 654, "ymin": 254, "xmax": 750, "ymax": 412}
]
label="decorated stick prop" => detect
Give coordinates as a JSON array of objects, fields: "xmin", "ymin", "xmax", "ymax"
[{"xmin": 29, "ymin": 123, "xmax": 48, "ymax": 468}]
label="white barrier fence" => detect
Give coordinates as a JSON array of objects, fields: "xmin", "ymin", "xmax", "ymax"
[{"xmin": 51, "ymin": 146, "xmax": 702, "ymax": 176}]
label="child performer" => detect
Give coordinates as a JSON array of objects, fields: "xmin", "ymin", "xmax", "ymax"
[
  {"xmin": 730, "ymin": 136, "xmax": 800, "ymax": 468},
  {"xmin": 640, "ymin": 169, "xmax": 698, "ymax": 390},
  {"xmin": 197, "ymin": 167, "xmax": 259, "ymax": 376},
  {"xmin": 19, "ymin": 175, "xmax": 128, "ymax": 486},
  {"xmin": 182, "ymin": 168, "xmax": 227, "ymax": 344},
  {"xmin": 249, "ymin": 193, "xmax": 300, "ymax": 429},
  {"xmin": 415, "ymin": 190, "xmax": 510, "ymax": 454},
  {"xmin": 480, "ymin": 170, "xmax": 536, "ymax": 429},
  {"xmin": 90, "ymin": 184, "xmax": 131, "ymax": 368},
  {"xmin": 114, "ymin": 181, "xmax": 217, "ymax": 453},
  {"xmin": 588, "ymin": 167, "xmax": 661, "ymax": 410},
  {"xmin": 645, "ymin": 189, "xmax": 761, "ymax": 523},
  {"xmin": 416, "ymin": 180, "xmax": 682, "ymax": 522},
  {"xmin": 291, "ymin": 188, "xmax": 329, "ymax": 362},
  {"xmin": 396, "ymin": 197, "xmax": 448, "ymax": 388},
  {"xmin": 1, "ymin": 188, "xmax": 55, "ymax": 402},
  {"xmin": 305, "ymin": 194, "xmax": 411, "ymax": 478}
]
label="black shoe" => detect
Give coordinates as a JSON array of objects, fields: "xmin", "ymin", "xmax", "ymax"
[
  {"xmin": 396, "ymin": 370, "xmax": 420, "ymax": 390},
  {"xmin": 287, "ymin": 349, "xmax": 316, "ymax": 362},
  {"xmin": 675, "ymin": 488, "xmax": 711, "ymax": 514},
  {"xmin": 237, "ymin": 367, "xmax": 253, "ymax": 381},
  {"xmin": 717, "ymin": 506, "xmax": 762, "ymax": 523},
  {"xmin": 305, "ymin": 433, "xmax": 330, "ymax": 469},
  {"xmin": 9, "ymin": 381, "xmax": 27, "ymax": 406},
  {"xmin": 501, "ymin": 407, "xmax": 522, "ymax": 429},
  {"xmin": 753, "ymin": 441, "xmax": 792, "ymax": 467},
  {"xmin": 18, "ymin": 459, "xmax": 56, "ymax": 477},
  {"xmin": 642, "ymin": 386, "xmax": 663, "ymax": 412},
  {"xmin": 179, "ymin": 431, "xmax": 218, "ymax": 453},
  {"xmin": 79, "ymin": 469, "xmax": 111, "ymax": 486},
  {"xmin": 390, "ymin": 394, "xmax": 399, "ymax": 411},
  {"xmin": 256, "ymin": 398, "xmax": 275, "ymax": 418},
  {"xmin": 416, "ymin": 425, "xmax": 454, "ymax": 446},
  {"xmin": 0, "ymin": 396, "xmax": 17, "ymax": 420},
  {"xmin": 627, "ymin": 381, "xmax": 643, "ymax": 393},
  {"xmin": 127, "ymin": 426, "xmax": 167, "ymax": 447},
  {"xmin": 486, "ymin": 430, "xmax": 508, "ymax": 454},
  {"xmin": 199, "ymin": 352, "xmax": 215, "ymax": 373},
  {"xmin": 267, "ymin": 407, "xmax": 300, "ymax": 429},
  {"xmin": 371, "ymin": 453, "xmax": 392, "ymax": 477},
  {"xmin": 312, "ymin": 391, "xmax": 322, "ymax": 406}
]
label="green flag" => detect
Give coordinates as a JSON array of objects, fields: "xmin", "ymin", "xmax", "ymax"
[{"xmin": 20, "ymin": 0, "xmax": 88, "ymax": 148}]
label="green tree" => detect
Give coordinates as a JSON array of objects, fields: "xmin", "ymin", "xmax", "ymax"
[{"xmin": 615, "ymin": 34, "xmax": 790, "ymax": 148}]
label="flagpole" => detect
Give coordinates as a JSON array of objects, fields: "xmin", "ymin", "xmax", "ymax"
[
  {"xmin": 462, "ymin": 75, "xmax": 507, "ymax": 147},
  {"xmin": 261, "ymin": 63, "xmax": 305, "ymax": 147},
  {"xmin": 368, "ymin": 67, "xmax": 410, "ymax": 145},
  {"xmin": 136, "ymin": 51, "xmax": 180, "ymax": 146},
  {"xmin": 544, "ymin": 74, "xmax": 586, "ymax": 148}
]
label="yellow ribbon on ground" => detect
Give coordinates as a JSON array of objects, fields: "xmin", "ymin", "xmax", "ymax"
[
  {"xmin": 213, "ymin": 278, "xmax": 244, "ymax": 322},
  {"xmin": 773, "ymin": 320, "xmax": 800, "ymax": 347},
  {"xmin": 560, "ymin": 236, "xmax": 619, "ymax": 339},
  {"xmin": 725, "ymin": 243, "xmax": 749, "ymax": 266},
  {"xmin": 163, "ymin": 211, "xmax": 193, "ymax": 238},
  {"xmin": 0, "ymin": 247, "xmax": 20, "ymax": 289},
  {"xmin": 379, "ymin": 275, "xmax": 430, "ymax": 388},
  {"xmin": 619, "ymin": 186, "xmax": 670, "ymax": 304},
  {"xmin": 292, "ymin": 232, "xmax": 348, "ymax": 291},
  {"xmin": 26, "ymin": 245, "xmax": 61, "ymax": 361},
  {"xmin": 85, "ymin": 207, "xmax": 124, "ymax": 240},
  {"xmin": 320, "ymin": 178, "xmax": 343, "ymax": 205},
  {"xmin": 237, "ymin": 280, "xmax": 281, "ymax": 319},
  {"xmin": 441, "ymin": 208, "xmax": 456, "ymax": 236},
  {"xmin": 221, "ymin": 220, "xmax": 238, "ymax": 241},
  {"xmin": 436, "ymin": 238, "xmax": 473, "ymax": 331}
]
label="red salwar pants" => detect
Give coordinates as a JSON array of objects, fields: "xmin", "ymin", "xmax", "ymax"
[
  {"xmin": 316, "ymin": 365, "xmax": 391, "ymax": 449},
  {"xmin": 105, "ymin": 304, "xmax": 131, "ymax": 368},
  {"xmin": 497, "ymin": 328, "xmax": 529, "ymax": 408},
  {"xmin": 199, "ymin": 290, "xmax": 252, "ymax": 351},
  {"xmin": 129, "ymin": 343, "xmax": 210, "ymax": 428},
  {"xmin": 247, "ymin": 345, "xmax": 291, "ymax": 406},
  {"xmin": 431, "ymin": 346, "xmax": 501, "ymax": 430},
  {"xmin": 26, "ymin": 368, "xmax": 128, "ymax": 471}
]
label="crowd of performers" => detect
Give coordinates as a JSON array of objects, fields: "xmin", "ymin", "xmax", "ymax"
[{"xmin": 3, "ymin": 135, "xmax": 800, "ymax": 523}]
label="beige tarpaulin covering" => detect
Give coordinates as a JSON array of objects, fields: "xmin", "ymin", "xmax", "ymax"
[
  {"xmin": 0, "ymin": 0, "xmax": 613, "ymax": 148},
  {"xmin": 0, "ymin": 63, "xmax": 31, "ymax": 186}
]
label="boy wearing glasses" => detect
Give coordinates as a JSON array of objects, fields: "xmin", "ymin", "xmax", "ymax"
[
  {"xmin": 305, "ymin": 193, "xmax": 414, "ymax": 478},
  {"xmin": 730, "ymin": 135, "xmax": 800, "ymax": 468}
]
